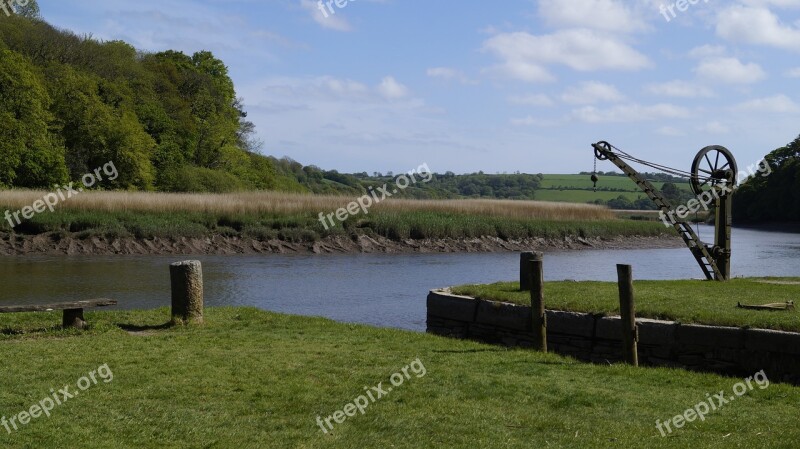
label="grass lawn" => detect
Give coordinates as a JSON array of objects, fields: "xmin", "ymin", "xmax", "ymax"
[
  {"xmin": 452, "ymin": 278, "xmax": 800, "ymax": 332},
  {"xmin": 1, "ymin": 307, "xmax": 799, "ymax": 448}
]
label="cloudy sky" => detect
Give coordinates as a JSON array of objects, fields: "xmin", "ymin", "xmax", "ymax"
[{"xmin": 42, "ymin": 0, "xmax": 800, "ymax": 175}]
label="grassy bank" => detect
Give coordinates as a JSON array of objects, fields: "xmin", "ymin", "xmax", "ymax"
[
  {"xmin": 1, "ymin": 307, "xmax": 798, "ymax": 448},
  {"xmin": 452, "ymin": 278, "xmax": 800, "ymax": 332},
  {"xmin": 0, "ymin": 191, "xmax": 671, "ymax": 242}
]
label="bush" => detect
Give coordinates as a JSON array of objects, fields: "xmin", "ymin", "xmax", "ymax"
[{"xmin": 159, "ymin": 166, "xmax": 247, "ymax": 193}]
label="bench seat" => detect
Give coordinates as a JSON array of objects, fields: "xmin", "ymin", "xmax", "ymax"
[{"xmin": 0, "ymin": 299, "xmax": 117, "ymax": 329}]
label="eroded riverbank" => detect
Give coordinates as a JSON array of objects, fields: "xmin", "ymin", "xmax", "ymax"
[{"xmin": 0, "ymin": 232, "xmax": 683, "ymax": 256}]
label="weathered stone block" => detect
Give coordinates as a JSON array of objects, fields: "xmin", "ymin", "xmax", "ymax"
[
  {"xmin": 638, "ymin": 319, "xmax": 677, "ymax": 346},
  {"xmin": 677, "ymin": 324, "xmax": 745, "ymax": 349},
  {"xmin": 475, "ymin": 300, "xmax": 531, "ymax": 331},
  {"xmin": 546, "ymin": 310, "xmax": 595, "ymax": 338},
  {"xmin": 427, "ymin": 290, "xmax": 478, "ymax": 322},
  {"xmin": 745, "ymin": 328, "xmax": 800, "ymax": 355},
  {"xmin": 595, "ymin": 316, "xmax": 622, "ymax": 341}
]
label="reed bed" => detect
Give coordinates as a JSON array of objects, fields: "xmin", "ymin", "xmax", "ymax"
[{"xmin": 0, "ymin": 190, "xmax": 615, "ymax": 221}]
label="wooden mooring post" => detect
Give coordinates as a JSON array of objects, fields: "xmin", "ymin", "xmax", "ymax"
[
  {"xmin": 530, "ymin": 259, "xmax": 547, "ymax": 352},
  {"xmin": 170, "ymin": 260, "xmax": 204, "ymax": 324},
  {"xmin": 520, "ymin": 251, "xmax": 543, "ymax": 291},
  {"xmin": 616, "ymin": 264, "xmax": 638, "ymax": 366}
]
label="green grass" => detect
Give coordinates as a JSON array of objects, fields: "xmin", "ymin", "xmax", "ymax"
[
  {"xmin": 540, "ymin": 174, "xmax": 692, "ymax": 192},
  {"xmin": 0, "ymin": 307, "xmax": 798, "ymax": 448},
  {"xmin": 452, "ymin": 278, "xmax": 800, "ymax": 332},
  {"xmin": 537, "ymin": 174, "xmax": 692, "ymax": 205},
  {"xmin": 535, "ymin": 189, "xmax": 653, "ymax": 203},
  {"xmin": 0, "ymin": 208, "xmax": 672, "ymax": 242}
]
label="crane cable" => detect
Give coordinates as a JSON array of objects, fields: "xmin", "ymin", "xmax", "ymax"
[{"xmin": 603, "ymin": 142, "xmax": 696, "ymax": 180}]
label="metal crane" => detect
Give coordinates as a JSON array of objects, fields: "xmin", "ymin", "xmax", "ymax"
[{"xmin": 591, "ymin": 141, "xmax": 737, "ymax": 281}]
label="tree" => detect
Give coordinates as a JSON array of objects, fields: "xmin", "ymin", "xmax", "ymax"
[
  {"xmin": 0, "ymin": 50, "xmax": 66, "ymax": 187},
  {"xmin": 14, "ymin": 0, "xmax": 40, "ymax": 19}
]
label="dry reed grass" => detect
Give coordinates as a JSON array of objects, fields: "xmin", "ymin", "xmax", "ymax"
[{"xmin": 0, "ymin": 190, "xmax": 615, "ymax": 221}]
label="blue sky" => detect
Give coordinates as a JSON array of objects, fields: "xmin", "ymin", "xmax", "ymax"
[{"xmin": 40, "ymin": 0, "xmax": 800, "ymax": 175}]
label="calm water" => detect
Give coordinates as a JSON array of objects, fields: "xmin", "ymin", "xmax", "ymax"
[{"xmin": 1, "ymin": 225, "xmax": 798, "ymax": 331}]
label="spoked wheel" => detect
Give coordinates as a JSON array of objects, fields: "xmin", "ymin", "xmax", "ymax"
[
  {"xmin": 690, "ymin": 146, "xmax": 737, "ymax": 196},
  {"xmin": 593, "ymin": 141, "xmax": 612, "ymax": 160}
]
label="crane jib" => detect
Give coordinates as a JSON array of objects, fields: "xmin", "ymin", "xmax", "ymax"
[{"xmin": 591, "ymin": 141, "xmax": 735, "ymax": 281}]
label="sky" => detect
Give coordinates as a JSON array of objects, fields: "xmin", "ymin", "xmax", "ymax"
[{"xmin": 39, "ymin": 0, "xmax": 800, "ymax": 175}]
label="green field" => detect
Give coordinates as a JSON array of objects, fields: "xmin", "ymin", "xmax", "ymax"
[
  {"xmin": 535, "ymin": 189, "xmax": 653, "ymax": 203},
  {"xmin": 1, "ymin": 307, "xmax": 798, "ymax": 448},
  {"xmin": 538, "ymin": 174, "xmax": 693, "ymax": 205},
  {"xmin": 452, "ymin": 278, "xmax": 800, "ymax": 332}
]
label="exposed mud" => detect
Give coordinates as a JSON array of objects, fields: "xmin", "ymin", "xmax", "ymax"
[{"xmin": 0, "ymin": 232, "xmax": 683, "ymax": 256}]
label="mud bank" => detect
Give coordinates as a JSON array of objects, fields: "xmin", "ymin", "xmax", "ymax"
[{"xmin": 0, "ymin": 232, "xmax": 682, "ymax": 256}]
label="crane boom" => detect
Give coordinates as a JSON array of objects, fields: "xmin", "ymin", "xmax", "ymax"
[{"xmin": 592, "ymin": 142, "xmax": 723, "ymax": 280}]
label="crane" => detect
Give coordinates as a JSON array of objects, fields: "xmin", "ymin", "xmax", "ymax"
[{"xmin": 591, "ymin": 141, "xmax": 737, "ymax": 281}]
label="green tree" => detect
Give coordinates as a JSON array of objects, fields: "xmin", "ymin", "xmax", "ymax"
[
  {"xmin": 0, "ymin": 50, "xmax": 66, "ymax": 187},
  {"xmin": 45, "ymin": 64, "xmax": 155, "ymax": 189},
  {"xmin": 14, "ymin": 0, "xmax": 40, "ymax": 19}
]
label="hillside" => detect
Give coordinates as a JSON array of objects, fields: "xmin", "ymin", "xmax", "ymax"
[{"xmin": 0, "ymin": 9, "xmax": 311, "ymax": 193}]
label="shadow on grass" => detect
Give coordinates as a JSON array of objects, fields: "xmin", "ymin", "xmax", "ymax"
[
  {"xmin": 432, "ymin": 348, "xmax": 509, "ymax": 354},
  {"xmin": 116, "ymin": 322, "xmax": 174, "ymax": 333},
  {"xmin": 0, "ymin": 325, "xmax": 84, "ymax": 339}
]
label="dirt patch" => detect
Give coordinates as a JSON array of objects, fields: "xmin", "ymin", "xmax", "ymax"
[{"xmin": 0, "ymin": 231, "xmax": 683, "ymax": 256}]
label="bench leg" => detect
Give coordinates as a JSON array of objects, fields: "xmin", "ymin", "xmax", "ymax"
[{"xmin": 63, "ymin": 308, "xmax": 86, "ymax": 329}]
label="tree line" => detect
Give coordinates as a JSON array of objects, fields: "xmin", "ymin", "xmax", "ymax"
[{"xmin": 733, "ymin": 135, "xmax": 800, "ymax": 223}]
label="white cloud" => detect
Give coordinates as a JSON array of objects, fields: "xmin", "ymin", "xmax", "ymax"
[
  {"xmin": 510, "ymin": 116, "xmax": 560, "ymax": 126},
  {"xmin": 656, "ymin": 126, "xmax": 686, "ymax": 137},
  {"xmin": 646, "ymin": 80, "xmax": 714, "ymax": 98},
  {"xmin": 538, "ymin": 0, "xmax": 647, "ymax": 33},
  {"xmin": 716, "ymin": 5, "xmax": 800, "ymax": 51},
  {"xmin": 483, "ymin": 29, "xmax": 650, "ymax": 82},
  {"xmin": 786, "ymin": 67, "xmax": 800, "ymax": 77},
  {"xmin": 738, "ymin": 0, "xmax": 800, "ymax": 6},
  {"xmin": 694, "ymin": 57, "xmax": 766, "ymax": 84},
  {"xmin": 378, "ymin": 76, "xmax": 410, "ymax": 100},
  {"xmin": 572, "ymin": 103, "xmax": 692, "ymax": 123},
  {"xmin": 426, "ymin": 67, "xmax": 474, "ymax": 84},
  {"xmin": 697, "ymin": 121, "xmax": 730, "ymax": 134},
  {"xmin": 508, "ymin": 94, "xmax": 554, "ymax": 106},
  {"xmin": 688, "ymin": 45, "xmax": 726, "ymax": 59},
  {"xmin": 561, "ymin": 81, "xmax": 625, "ymax": 104},
  {"xmin": 300, "ymin": 0, "xmax": 352, "ymax": 32},
  {"xmin": 734, "ymin": 94, "xmax": 800, "ymax": 113}
]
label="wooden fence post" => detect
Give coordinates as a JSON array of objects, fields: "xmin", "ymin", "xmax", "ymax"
[
  {"xmin": 616, "ymin": 264, "xmax": 638, "ymax": 366},
  {"xmin": 520, "ymin": 251, "xmax": 543, "ymax": 291},
  {"xmin": 170, "ymin": 260, "xmax": 204, "ymax": 324},
  {"xmin": 530, "ymin": 259, "xmax": 547, "ymax": 352}
]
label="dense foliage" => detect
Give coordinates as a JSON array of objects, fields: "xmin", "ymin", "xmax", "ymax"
[
  {"xmin": 734, "ymin": 135, "xmax": 800, "ymax": 223},
  {"xmin": 0, "ymin": 8, "xmax": 303, "ymax": 192}
]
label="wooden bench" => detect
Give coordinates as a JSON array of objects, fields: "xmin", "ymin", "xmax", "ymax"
[{"xmin": 0, "ymin": 299, "xmax": 117, "ymax": 329}]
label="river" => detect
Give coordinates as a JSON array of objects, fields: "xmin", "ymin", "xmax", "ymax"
[{"xmin": 1, "ymin": 225, "xmax": 798, "ymax": 331}]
